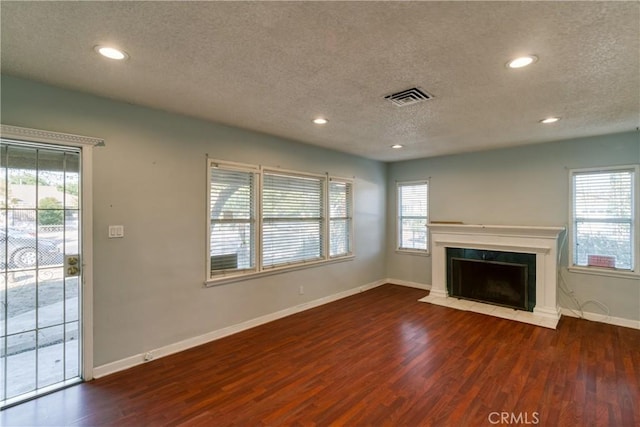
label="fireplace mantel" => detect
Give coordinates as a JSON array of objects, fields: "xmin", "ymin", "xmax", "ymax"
[
  {"xmin": 426, "ymin": 223, "xmax": 566, "ymax": 328},
  {"xmin": 428, "ymin": 223, "xmax": 565, "ymax": 240}
]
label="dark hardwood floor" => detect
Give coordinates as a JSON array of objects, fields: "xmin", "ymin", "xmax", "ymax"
[{"xmin": 2, "ymin": 284, "xmax": 639, "ymax": 426}]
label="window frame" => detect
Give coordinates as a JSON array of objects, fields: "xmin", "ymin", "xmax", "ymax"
[
  {"xmin": 396, "ymin": 179, "xmax": 429, "ymax": 255},
  {"xmin": 328, "ymin": 177, "xmax": 354, "ymax": 258},
  {"xmin": 207, "ymin": 160, "xmax": 260, "ymax": 278},
  {"xmin": 206, "ymin": 159, "xmax": 354, "ymax": 285},
  {"xmin": 261, "ymin": 168, "xmax": 326, "ymax": 269},
  {"xmin": 568, "ymin": 164, "xmax": 639, "ymax": 278}
]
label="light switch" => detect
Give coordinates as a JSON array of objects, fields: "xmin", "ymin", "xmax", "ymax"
[{"xmin": 108, "ymin": 225, "xmax": 124, "ymax": 238}]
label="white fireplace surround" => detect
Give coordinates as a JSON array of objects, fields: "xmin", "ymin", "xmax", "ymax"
[{"xmin": 424, "ymin": 224, "xmax": 566, "ymax": 328}]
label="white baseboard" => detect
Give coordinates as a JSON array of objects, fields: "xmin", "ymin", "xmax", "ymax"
[
  {"xmin": 560, "ymin": 307, "xmax": 640, "ymax": 330},
  {"xmin": 93, "ymin": 278, "xmax": 387, "ymax": 378},
  {"xmin": 384, "ymin": 278, "xmax": 431, "ymax": 290}
]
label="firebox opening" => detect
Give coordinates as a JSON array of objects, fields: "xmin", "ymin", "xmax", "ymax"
[
  {"xmin": 451, "ymin": 258, "xmax": 528, "ymax": 311},
  {"xmin": 446, "ymin": 248, "xmax": 536, "ymax": 312}
]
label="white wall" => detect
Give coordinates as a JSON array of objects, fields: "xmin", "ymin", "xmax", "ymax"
[
  {"xmin": 386, "ymin": 132, "xmax": 640, "ymax": 322},
  {"xmin": 1, "ymin": 75, "xmax": 388, "ymax": 367}
]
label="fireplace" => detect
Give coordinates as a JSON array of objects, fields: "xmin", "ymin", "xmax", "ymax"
[{"xmin": 422, "ymin": 224, "xmax": 565, "ymax": 329}]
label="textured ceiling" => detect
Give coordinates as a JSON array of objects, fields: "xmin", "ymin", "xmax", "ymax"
[{"xmin": 1, "ymin": 1, "xmax": 639, "ymax": 162}]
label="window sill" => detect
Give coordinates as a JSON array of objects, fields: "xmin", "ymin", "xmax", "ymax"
[
  {"xmin": 204, "ymin": 255, "xmax": 355, "ymax": 287},
  {"xmin": 395, "ymin": 249, "xmax": 430, "ymax": 257},
  {"xmin": 567, "ymin": 266, "xmax": 639, "ymax": 280}
]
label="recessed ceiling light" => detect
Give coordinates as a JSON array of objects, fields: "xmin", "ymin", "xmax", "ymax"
[
  {"xmin": 540, "ymin": 117, "xmax": 560, "ymax": 124},
  {"xmin": 391, "ymin": 144, "xmax": 403, "ymax": 149},
  {"xmin": 313, "ymin": 117, "xmax": 328, "ymax": 125},
  {"xmin": 95, "ymin": 45, "xmax": 129, "ymax": 60},
  {"xmin": 507, "ymin": 55, "xmax": 538, "ymax": 69}
]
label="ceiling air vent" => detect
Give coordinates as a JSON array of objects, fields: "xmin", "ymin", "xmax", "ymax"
[{"xmin": 384, "ymin": 87, "xmax": 432, "ymax": 107}]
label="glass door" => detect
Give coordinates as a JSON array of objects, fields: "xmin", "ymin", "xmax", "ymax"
[{"xmin": 1, "ymin": 140, "xmax": 83, "ymax": 407}]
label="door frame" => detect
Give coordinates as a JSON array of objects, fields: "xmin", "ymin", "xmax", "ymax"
[{"xmin": 1, "ymin": 124, "xmax": 103, "ymax": 382}]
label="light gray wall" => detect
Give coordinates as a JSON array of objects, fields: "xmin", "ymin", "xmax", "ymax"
[
  {"xmin": 1, "ymin": 75, "xmax": 388, "ymax": 366},
  {"xmin": 3, "ymin": 73, "xmax": 638, "ymax": 370},
  {"xmin": 387, "ymin": 132, "xmax": 640, "ymax": 321}
]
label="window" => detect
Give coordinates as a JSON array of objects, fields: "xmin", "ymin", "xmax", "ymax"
[
  {"xmin": 329, "ymin": 179, "xmax": 353, "ymax": 257},
  {"xmin": 208, "ymin": 163, "xmax": 257, "ymax": 275},
  {"xmin": 570, "ymin": 166, "xmax": 638, "ymax": 272},
  {"xmin": 207, "ymin": 160, "xmax": 354, "ymax": 282},
  {"xmin": 262, "ymin": 171, "xmax": 324, "ymax": 268},
  {"xmin": 397, "ymin": 181, "xmax": 429, "ymax": 252}
]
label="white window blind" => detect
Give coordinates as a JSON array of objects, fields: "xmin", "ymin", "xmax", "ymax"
[
  {"xmin": 398, "ymin": 181, "xmax": 428, "ymax": 251},
  {"xmin": 572, "ymin": 168, "xmax": 635, "ymax": 270},
  {"xmin": 262, "ymin": 172, "xmax": 325, "ymax": 268},
  {"xmin": 329, "ymin": 179, "xmax": 353, "ymax": 257},
  {"xmin": 209, "ymin": 166, "xmax": 256, "ymax": 275}
]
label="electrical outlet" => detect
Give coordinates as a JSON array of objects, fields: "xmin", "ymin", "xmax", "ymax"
[{"xmin": 299, "ymin": 285, "xmax": 304, "ymax": 295}]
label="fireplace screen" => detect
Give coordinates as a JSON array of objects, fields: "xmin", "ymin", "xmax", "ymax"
[{"xmin": 450, "ymin": 258, "xmax": 528, "ymax": 311}]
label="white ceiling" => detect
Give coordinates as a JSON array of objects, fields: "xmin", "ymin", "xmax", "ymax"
[{"xmin": 1, "ymin": 1, "xmax": 638, "ymax": 162}]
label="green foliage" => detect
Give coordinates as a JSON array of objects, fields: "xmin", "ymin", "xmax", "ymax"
[
  {"xmin": 39, "ymin": 197, "xmax": 64, "ymax": 225},
  {"xmin": 9, "ymin": 172, "xmax": 47, "ymax": 186},
  {"xmin": 57, "ymin": 182, "xmax": 79, "ymax": 196}
]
